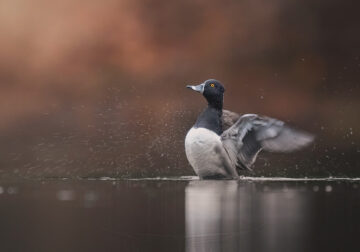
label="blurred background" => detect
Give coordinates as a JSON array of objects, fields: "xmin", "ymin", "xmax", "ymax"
[{"xmin": 0, "ymin": 0, "xmax": 359, "ymax": 178}]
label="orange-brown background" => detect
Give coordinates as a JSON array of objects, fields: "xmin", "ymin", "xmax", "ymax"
[{"xmin": 0, "ymin": 0, "xmax": 359, "ymax": 178}]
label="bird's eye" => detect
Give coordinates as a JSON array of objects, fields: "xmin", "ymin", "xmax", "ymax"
[{"xmin": 210, "ymin": 83, "xmax": 215, "ymax": 88}]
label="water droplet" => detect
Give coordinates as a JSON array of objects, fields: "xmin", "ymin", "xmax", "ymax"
[
  {"xmin": 56, "ymin": 190, "xmax": 75, "ymax": 201},
  {"xmin": 325, "ymin": 185, "xmax": 332, "ymax": 192},
  {"xmin": 7, "ymin": 187, "xmax": 18, "ymax": 195},
  {"xmin": 84, "ymin": 191, "xmax": 98, "ymax": 202}
]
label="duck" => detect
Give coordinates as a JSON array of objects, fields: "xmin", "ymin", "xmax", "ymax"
[{"xmin": 185, "ymin": 79, "xmax": 314, "ymax": 180}]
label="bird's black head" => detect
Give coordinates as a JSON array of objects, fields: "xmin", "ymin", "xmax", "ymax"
[{"xmin": 186, "ymin": 79, "xmax": 225, "ymax": 110}]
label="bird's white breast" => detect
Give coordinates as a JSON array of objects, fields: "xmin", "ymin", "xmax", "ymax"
[{"xmin": 185, "ymin": 127, "xmax": 226, "ymax": 178}]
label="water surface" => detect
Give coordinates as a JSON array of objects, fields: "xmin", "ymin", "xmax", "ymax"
[{"xmin": 0, "ymin": 178, "xmax": 359, "ymax": 252}]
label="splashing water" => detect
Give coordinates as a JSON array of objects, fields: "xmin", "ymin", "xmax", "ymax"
[{"xmin": 118, "ymin": 176, "xmax": 360, "ymax": 182}]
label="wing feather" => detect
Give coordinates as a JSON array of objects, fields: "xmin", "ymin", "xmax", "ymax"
[
  {"xmin": 221, "ymin": 110, "xmax": 240, "ymax": 131},
  {"xmin": 221, "ymin": 114, "xmax": 314, "ymax": 171}
]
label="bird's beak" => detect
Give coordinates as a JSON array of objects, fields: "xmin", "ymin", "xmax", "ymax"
[{"xmin": 186, "ymin": 83, "xmax": 205, "ymax": 94}]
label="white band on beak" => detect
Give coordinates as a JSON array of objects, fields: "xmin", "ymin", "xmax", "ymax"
[{"xmin": 186, "ymin": 83, "xmax": 205, "ymax": 94}]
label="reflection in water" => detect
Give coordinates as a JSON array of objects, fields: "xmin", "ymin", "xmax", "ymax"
[
  {"xmin": 0, "ymin": 179, "xmax": 359, "ymax": 251},
  {"xmin": 186, "ymin": 181, "xmax": 309, "ymax": 252},
  {"xmin": 186, "ymin": 181, "xmax": 239, "ymax": 252}
]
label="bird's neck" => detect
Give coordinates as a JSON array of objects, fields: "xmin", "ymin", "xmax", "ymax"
[
  {"xmin": 207, "ymin": 96, "xmax": 223, "ymax": 111},
  {"xmin": 194, "ymin": 106, "xmax": 223, "ymax": 135}
]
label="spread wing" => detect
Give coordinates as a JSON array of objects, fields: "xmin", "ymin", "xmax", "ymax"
[{"xmin": 221, "ymin": 114, "xmax": 314, "ymax": 171}]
